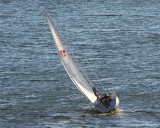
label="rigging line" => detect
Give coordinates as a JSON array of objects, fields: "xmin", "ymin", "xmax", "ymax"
[
  {"xmin": 46, "ymin": 14, "xmax": 89, "ymax": 84},
  {"xmin": 85, "ymin": 59, "xmax": 109, "ymax": 95},
  {"xmin": 101, "ymin": 58, "xmax": 109, "ymax": 69},
  {"xmin": 48, "ymin": 19, "xmax": 93, "ymax": 88},
  {"xmin": 64, "ymin": 43, "xmax": 94, "ymax": 88},
  {"xmin": 62, "ymin": 58, "xmax": 98, "ymax": 102},
  {"xmin": 44, "ymin": 11, "xmax": 95, "ymax": 89}
]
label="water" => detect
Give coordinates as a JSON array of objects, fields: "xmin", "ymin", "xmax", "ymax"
[{"xmin": 0, "ymin": 0, "xmax": 160, "ymax": 127}]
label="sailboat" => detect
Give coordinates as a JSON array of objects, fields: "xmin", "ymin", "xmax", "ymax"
[{"xmin": 45, "ymin": 11, "xmax": 119, "ymax": 113}]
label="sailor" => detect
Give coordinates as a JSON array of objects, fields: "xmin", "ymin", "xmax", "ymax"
[
  {"xmin": 93, "ymin": 87, "xmax": 101, "ymax": 99},
  {"xmin": 100, "ymin": 93, "xmax": 111, "ymax": 106}
]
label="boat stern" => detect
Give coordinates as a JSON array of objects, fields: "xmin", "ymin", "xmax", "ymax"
[{"xmin": 93, "ymin": 95, "xmax": 120, "ymax": 113}]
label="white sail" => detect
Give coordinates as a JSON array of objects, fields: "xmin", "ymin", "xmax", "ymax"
[{"xmin": 46, "ymin": 14, "xmax": 97, "ymax": 103}]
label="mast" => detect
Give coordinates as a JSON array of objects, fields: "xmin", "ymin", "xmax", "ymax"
[{"xmin": 45, "ymin": 12, "xmax": 98, "ymax": 103}]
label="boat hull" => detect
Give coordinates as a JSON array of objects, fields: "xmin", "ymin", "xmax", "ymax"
[{"xmin": 93, "ymin": 96, "xmax": 119, "ymax": 113}]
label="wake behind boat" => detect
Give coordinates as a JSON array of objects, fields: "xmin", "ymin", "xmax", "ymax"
[{"xmin": 44, "ymin": 11, "xmax": 119, "ymax": 113}]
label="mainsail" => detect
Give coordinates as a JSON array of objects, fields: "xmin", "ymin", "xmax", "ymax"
[{"xmin": 46, "ymin": 13, "xmax": 97, "ymax": 103}]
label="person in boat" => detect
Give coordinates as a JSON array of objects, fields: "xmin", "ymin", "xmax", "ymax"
[
  {"xmin": 93, "ymin": 87, "xmax": 101, "ymax": 99},
  {"xmin": 93, "ymin": 87, "xmax": 111, "ymax": 106},
  {"xmin": 100, "ymin": 93, "xmax": 111, "ymax": 106}
]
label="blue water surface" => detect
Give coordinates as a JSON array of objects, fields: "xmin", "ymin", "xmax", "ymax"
[{"xmin": 0, "ymin": 0, "xmax": 160, "ymax": 127}]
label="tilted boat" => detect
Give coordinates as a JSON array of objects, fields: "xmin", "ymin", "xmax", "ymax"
[{"xmin": 45, "ymin": 11, "xmax": 119, "ymax": 113}]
